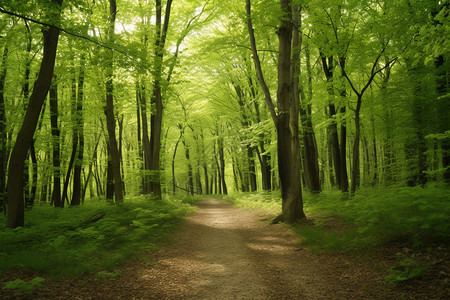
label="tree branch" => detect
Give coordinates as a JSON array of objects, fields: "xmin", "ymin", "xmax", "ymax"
[
  {"xmin": 245, "ymin": 0, "xmax": 277, "ymax": 123},
  {"xmin": 0, "ymin": 7, "xmax": 135, "ymax": 60}
]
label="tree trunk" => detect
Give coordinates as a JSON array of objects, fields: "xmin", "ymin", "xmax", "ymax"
[
  {"xmin": 247, "ymin": 146, "xmax": 257, "ymax": 191},
  {"xmin": 183, "ymin": 140, "xmax": 194, "ymax": 196},
  {"xmin": 255, "ymin": 145, "xmax": 271, "ymax": 190},
  {"xmin": 218, "ymin": 134, "xmax": 227, "ymax": 194},
  {"xmin": 277, "ymin": 0, "xmax": 305, "ymax": 223},
  {"xmin": 7, "ymin": 0, "xmax": 62, "ymax": 228},
  {"xmin": 321, "ymin": 56, "xmax": 343, "ymax": 189},
  {"xmin": 338, "ymin": 57, "xmax": 349, "ymax": 192},
  {"xmin": 200, "ymin": 130, "xmax": 209, "ymax": 194},
  {"xmin": 350, "ymin": 95, "xmax": 362, "ymax": 193},
  {"xmin": 104, "ymin": 0, "xmax": 124, "ymax": 202},
  {"xmin": 248, "ymin": 74, "xmax": 271, "ymax": 190},
  {"xmin": 138, "ymin": 82, "xmax": 152, "ymax": 193},
  {"xmin": 50, "ymin": 75, "xmax": 62, "ymax": 207},
  {"xmin": 339, "ymin": 106, "xmax": 349, "ymax": 191},
  {"xmin": 148, "ymin": 0, "xmax": 173, "ymax": 198},
  {"xmin": 0, "ymin": 46, "xmax": 7, "ymax": 212},
  {"xmin": 172, "ymin": 128, "xmax": 183, "ymax": 194},
  {"xmin": 135, "ymin": 83, "xmax": 143, "ymax": 192},
  {"xmin": 106, "ymin": 151, "xmax": 114, "ymax": 201},
  {"xmin": 72, "ymin": 57, "xmax": 85, "ymax": 206},
  {"xmin": 295, "ymin": 8, "xmax": 321, "ymax": 193},
  {"xmin": 246, "ymin": 0, "xmax": 305, "ymax": 222}
]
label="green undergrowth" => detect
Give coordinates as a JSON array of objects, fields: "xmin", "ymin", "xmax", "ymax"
[
  {"xmin": 225, "ymin": 184, "xmax": 450, "ymax": 252},
  {"xmin": 0, "ymin": 194, "xmax": 195, "ymax": 278},
  {"xmin": 222, "ymin": 191, "xmax": 282, "ymax": 215}
]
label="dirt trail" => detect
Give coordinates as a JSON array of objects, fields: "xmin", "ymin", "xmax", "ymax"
[{"xmin": 33, "ymin": 198, "xmax": 414, "ymax": 299}]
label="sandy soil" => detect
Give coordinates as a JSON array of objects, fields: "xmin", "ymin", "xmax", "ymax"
[{"xmin": 3, "ymin": 198, "xmax": 448, "ymax": 299}]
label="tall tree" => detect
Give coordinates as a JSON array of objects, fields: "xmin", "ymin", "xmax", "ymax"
[
  {"xmin": 50, "ymin": 75, "xmax": 62, "ymax": 207},
  {"xmin": 6, "ymin": 0, "xmax": 63, "ymax": 228},
  {"xmin": 148, "ymin": 0, "xmax": 173, "ymax": 198},
  {"xmin": 0, "ymin": 45, "xmax": 7, "ymax": 212},
  {"xmin": 71, "ymin": 55, "xmax": 85, "ymax": 205},
  {"xmin": 104, "ymin": 0, "xmax": 124, "ymax": 202},
  {"xmin": 246, "ymin": 0, "xmax": 305, "ymax": 223}
]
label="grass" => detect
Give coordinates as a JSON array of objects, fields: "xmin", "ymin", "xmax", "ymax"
[
  {"xmin": 224, "ymin": 183, "xmax": 450, "ymax": 252},
  {"xmin": 0, "ymin": 194, "xmax": 196, "ymax": 278}
]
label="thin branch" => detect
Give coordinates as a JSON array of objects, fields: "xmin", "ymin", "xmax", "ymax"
[
  {"xmin": 245, "ymin": 0, "xmax": 277, "ymax": 123},
  {"xmin": 235, "ymin": 44, "xmax": 278, "ymax": 53},
  {"xmin": 0, "ymin": 8, "xmax": 135, "ymax": 60}
]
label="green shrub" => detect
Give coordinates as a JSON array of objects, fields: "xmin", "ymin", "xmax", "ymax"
[
  {"xmin": 2, "ymin": 277, "xmax": 45, "ymax": 295},
  {"xmin": 223, "ymin": 191, "xmax": 281, "ymax": 215},
  {"xmin": 226, "ymin": 185, "xmax": 449, "ymax": 252},
  {"xmin": 384, "ymin": 254, "xmax": 428, "ymax": 286},
  {"xmin": 0, "ymin": 195, "xmax": 194, "ymax": 277}
]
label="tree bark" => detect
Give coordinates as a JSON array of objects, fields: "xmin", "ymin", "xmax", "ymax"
[
  {"xmin": 71, "ymin": 56, "xmax": 85, "ymax": 206},
  {"xmin": 277, "ymin": 0, "xmax": 305, "ymax": 223},
  {"xmin": 246, "ymin": 0, "xmax": 305, "ymax": 222},
  {"xmin": 182, "ymin": 139, "xmax": 194, "ymax": 195},
  {"xmin": 200, "ymin": 130, "xmax": 209, "ymax": 194},
  {"xmin": 218, "ymin": 132, "xmax": 227, "ymax": 194},
  {"xmin": 104, "ymin": 0, "xmax": 124, "ymax": 202},
  {"xmin": 294, "ymin": 6, "xmax": 321, "ymax": 193},
  {"xmin": 50, "ymin": 75, "xmax": 62, "ymax": 207},
  {"xmin": 7, "ymin": 0, "xmax": 62, "ymax": 228},
  {"xmin": 350, "ymin": 95, "xmax": 362, "ymax": 193},
  {"xmin": 172, "ymin": 127, "xmax": 183, "ymax": 194},
  {"xmin": 148, "ymin": 0, "xmax": 173, "ymax": 198},
  {"xmin": 321, "ymin": 56, "xmax": 342, "ymax": 189},
  {"xmin": 0, "ymin": 46, "xmax": 7, "ymax": 212},
  {"xmin": 247, "ymin": 73, "xmax": 271, "ymax": 190}
]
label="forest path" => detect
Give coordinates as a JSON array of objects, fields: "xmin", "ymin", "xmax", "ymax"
[{"xmin": 36, "ymin": 198, "xmax": 395, "ymax": 299}]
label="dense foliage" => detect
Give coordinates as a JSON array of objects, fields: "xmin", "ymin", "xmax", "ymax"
[
  {"xmin": 0, "ymin": 195, "xmax": 194, "ymax": 276},
  {"xmin": 0, "ymin": 0, "xmax": 448, "ymax": 281},
  {"xmin": 224, "ymin": 184, "xmax": 450, "ymax": 252}
]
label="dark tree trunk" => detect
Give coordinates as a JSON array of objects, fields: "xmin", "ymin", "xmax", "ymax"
[
  {"xmin": 50, "ymin": 75, "xmax": 62, "ymax": 207},
  {"xmin": 350, "ymin": 95, "xmax": 362, "ymax": 193},
  {"xmin": 83, "ymin": 134, "xmax": 100, "ymax": 201},
  {"xmin": 138, "ymin": 82, "xmax": 152, "ymax": 193},
  {"xmin": 246, "ymin": 0, "xmax": 305, "ymax": 222},
  {"xmin": 218, "ymin": 134, "xmax": 227, "ymax": 194},
  {"xmin": 200, "ymin": 130, "xmax": 209, "ymax": 194},
  {"xmin": 72, "ymin": 57, "xmax": 85, "ymax": 206},
  {"xmin": 28, "ymin": 142, "xmax": 38, "ymax": 207},
  {"xmin": 255, "ymin": 146, "xmax": 271, "ymax": 190},
  {"xmin": 118, "ymin": 115, "xmax": 125, "ymax": 195},
  {"xmin": 6, "ymin": 0, "xmax": 62, "ymax": 228},
  {"xmin": 295, "ymin": 8, "xmax": 320, "ymax": 193},
  {"xmin": 338, "ymin": 57, "xmax": 349, "ymax": 192},
  {"xmin": 321, "ymin": 56, "xmax": 346, "ymax": 190},
  {"xmin": 105, "ymin": 0, "xmax": 124, "ymax": 202},
  {"xmin": 248, "ymin": 146, "xmax": 257, "ymax": 191},
  {"xmin": 0, "ymin": 46, "xmax": 8, "ymax": 212},
  {"xmin": 149, "ymin": 0, "xmax": 173, "ymax": 198},
  {"xmin": 172, "ymin": 128, "xmax": 183, "ymax": 194},
  {"xmin": 61, "ymin": 78, "xmax": 79, "ymax": 206},
  {"xmin": 106, "ymin": 152, "xmax": 114, "ymax": 201},
  {"xmin": 183, "ymin": 140, "xmax": 194, "ymax": 196},
  {"xmin": 339, "ymin": 106, "xmax": 349, "ymax": 192},
  {"xmin": 277, "ymin": 0, "xmax": 305, "ymax": 223},
  {"xmin": 248, "ymin": 74, "xmax": 271, "ymax": 190},
  {"xmin": 135, "ymin": 82, "xmax": 143, "ymax": 192}
]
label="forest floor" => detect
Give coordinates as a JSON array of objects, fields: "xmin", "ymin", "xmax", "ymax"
[{"xmin": 2, "ymin": 198, "xmax": 449, "ymax": 299}]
